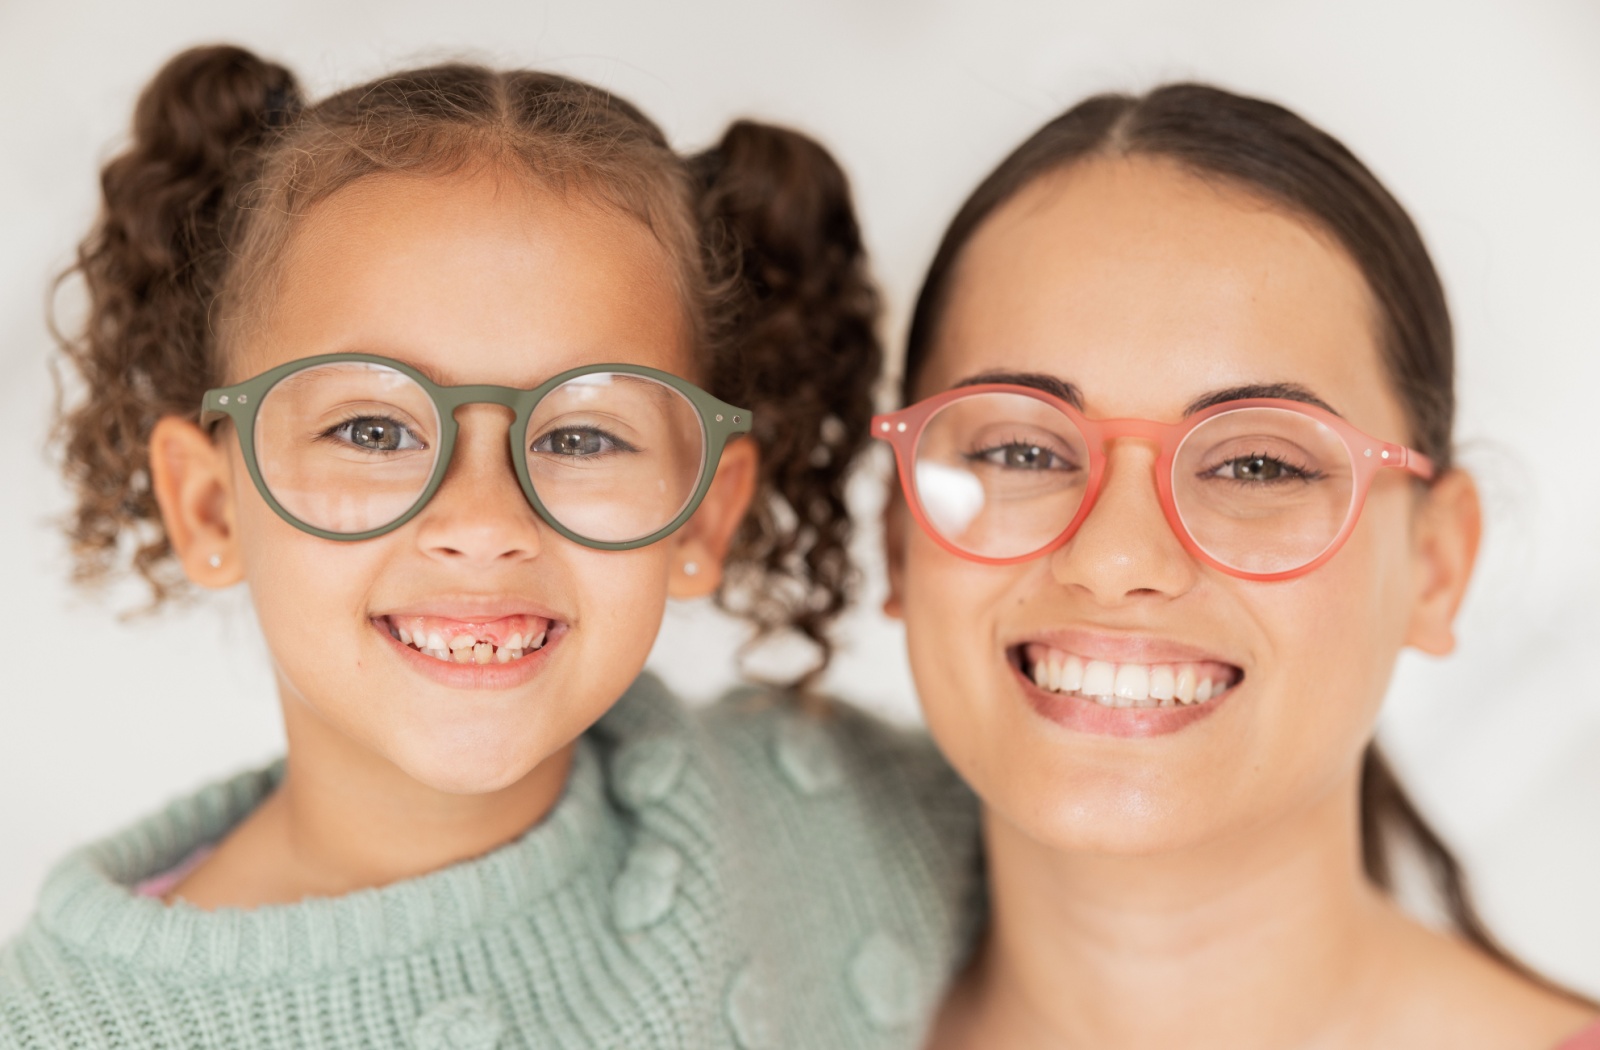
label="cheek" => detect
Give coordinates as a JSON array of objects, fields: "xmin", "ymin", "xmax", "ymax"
[
  {"xmin": 232, "ymin": 487, "xmax": 388, "ymax": 672},
  {"xmin": 1239, "ymin": 503, "xmax": 1415, "ymax": 788},
  {"xmin": 565, "ymin": 546, "xmax": 673, "ymax": 653},
  {"xmin": 899, "ymin": 532, "xmax": 1025, "ymax": 774}
]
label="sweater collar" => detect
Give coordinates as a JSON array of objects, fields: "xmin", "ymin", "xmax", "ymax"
[{"xmin": 36, "ymin": 735, "xmax": 618, "ymax": 980}]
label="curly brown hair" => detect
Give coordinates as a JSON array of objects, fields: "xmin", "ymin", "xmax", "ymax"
[{"xmin": 54, "ymin": 45, "xmax": 882, "ymax": 680}]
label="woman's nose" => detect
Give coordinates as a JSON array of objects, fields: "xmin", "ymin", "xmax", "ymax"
[
  {"xmin": 1048, "ymin": 441, "xmax": 1198, "ymax": 605},
  {"xmin": 412, "ymin": 404, "xmax": 543, "ymax": 567}
]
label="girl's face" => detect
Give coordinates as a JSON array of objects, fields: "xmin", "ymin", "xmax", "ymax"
[
  {"xmin": 889, "ymin": 157, "xmax": 1475, "ymax": 854},
  {"xmin": 166, "ymin": 170, "xmax": 748, "ymax": 794}
]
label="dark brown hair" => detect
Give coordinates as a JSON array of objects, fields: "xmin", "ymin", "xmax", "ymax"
[
  {"xmin": 55, "ymin": 45, "xmax": 881, "ymax": 678},
  {"xmin": 902, "ymin": 84, "xmax": 1572, "ymax": 995}
]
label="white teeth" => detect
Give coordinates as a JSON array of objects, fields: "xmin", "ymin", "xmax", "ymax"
[
  {"xmin": 1026, "ymin": 648, "xmax": 1233, "ymax": 710},
  {"xmin": 396, "ymin": 625, "xmax": 413, "ymax": 646},
  {"xmin": 1113, "ymin": 663, "xmax": 1150, "ymax": 702},
  {"xmin": 1081, "ymin": 661, "xmax": 1116, "ymax": 698},
  {"xmin": 449, "ymin": 633, "xmax": 476, "ymax": 652},
  {"xmin": 1060, "ymin": 655, "xmax": 1084, "ymax": 693},
  {"xmin": 495, "ymin": 646, "xmax": 513, "ymax": 664},
  {"xmin": 425, "ymin": 647, "xmax": 449, "ymax": 661},
  {"xmin": 451, "ymin": 647, "xmax": 472, "ymax": 664},
  {"xmin": 504, "ymin": 633, "xmax": 522, "ymax": 651},
  {"xmin": 427, "ymin": 631, "xmax": 446, "ymax": 652},
  {"xmin": 473, "ymin": 642, "xmax": 493, "ymax": 665},
  {"xmin": 508, "ymin": 648, "xmax": 524, "ymax": 660},
  {"xmin": 528, "ymin": 631, "xmax": 547, "ymax": 651},
  {"xmin": 1175, "ymin": 667, "xmax": 1197, "ymax": 704}
]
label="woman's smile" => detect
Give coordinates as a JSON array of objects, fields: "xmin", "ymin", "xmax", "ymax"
[{"xmin": 1009, "ymin": 630, "xmax": 1244, "ymax": 737}]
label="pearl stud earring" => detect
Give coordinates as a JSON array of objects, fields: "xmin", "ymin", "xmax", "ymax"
[
  {"xmin": 208, "ymin": 554, "xmax": 223, "ymax": 569},
  {"xmin": 683, "ymin": 561, "xmax": 699, "ymax": 577}
]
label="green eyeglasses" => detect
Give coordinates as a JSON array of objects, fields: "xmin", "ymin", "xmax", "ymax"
[{"xmin": 201, "ymin": 354, "xmax": 752, "ymax": 550}]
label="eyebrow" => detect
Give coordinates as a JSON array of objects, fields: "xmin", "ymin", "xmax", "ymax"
[
  {"xmin": 950, "ymin": 371, "xmax": 1339, "ymax": 418},
  {"xmin": 952, "ymin": 371, "xmax": 1084, "ymax": 409},
  {"xmin": 1183, "ymin": 383, "xmax": 1340, "ymax": 417}
]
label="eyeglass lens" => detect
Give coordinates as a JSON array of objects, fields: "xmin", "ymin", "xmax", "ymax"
[
  {"xmin": 253, "ymin": 362, "xmax": 707, "ymax": 543},
  {"xmin": 910, "ymin": 392, "xmax": 1357, "ymax": 574}
]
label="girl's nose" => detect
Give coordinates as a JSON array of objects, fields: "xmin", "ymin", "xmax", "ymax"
[
  {"xmin": 1048, "ymin": 440, "xmax": 1198, "ymax": 605},
  {"xmin": 413, "ymin": 404, "xmax": 543, "ymax": 566}
]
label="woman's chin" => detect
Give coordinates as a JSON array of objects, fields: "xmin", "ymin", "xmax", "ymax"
[{"xmin": 980, "ymin": 762, "xmax": 1234, "ymax": 859}]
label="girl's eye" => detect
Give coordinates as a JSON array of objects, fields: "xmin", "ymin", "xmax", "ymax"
[
  {"xmin": 1206, "ymin": 454, "xmax": 1318, "ymax": 483},
  {"xmin": 968, "ymin": 442, "xmax": 1071, "ymax": 471},
  {"xmin": 531, "ymin": 427, "xmax": 635, "ymax": 457},
  {"xmin": 329, "ymin": 417, "xmax": 424, "ymax": 452}
]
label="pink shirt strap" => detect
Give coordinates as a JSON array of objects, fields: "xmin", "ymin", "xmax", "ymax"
[{"xmin": 1559, "ymin": 1019, "xmax": 1600, "ymax": 1050}]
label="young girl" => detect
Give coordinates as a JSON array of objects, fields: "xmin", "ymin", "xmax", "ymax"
[
  {"xmin": 876, "ymin": 85, "xmax": 1600, "ymax": 1048},
  {"xmin": 0, "ymin": 46, "xmax": 977, "ymax": 1049}
]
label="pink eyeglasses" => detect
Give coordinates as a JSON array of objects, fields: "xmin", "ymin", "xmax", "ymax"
[{"xmin": 873, "ymin": 384, "xmax": 1435, "ymax": 581}]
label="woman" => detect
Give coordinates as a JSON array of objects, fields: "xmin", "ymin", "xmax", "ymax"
[{"xmin": 876, "ymin": 84, "xmax": 1600, "ymax": 1048}]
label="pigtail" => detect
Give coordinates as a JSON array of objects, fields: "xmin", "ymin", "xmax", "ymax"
[
  {"xmin": 54, "ymin": 45, "xmax": 300, "ymax": 602},
  {"xmin": 691, "ymin": 121, "xmax": 883, "ymax": 685}
]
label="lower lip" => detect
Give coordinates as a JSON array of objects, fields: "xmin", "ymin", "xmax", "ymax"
[
  {"xmin": 1012, "ymin": 660, "xmax": 1233, "ymax": 738},
  {"xmin": 372, "ymin": 619, "xmax": 564, "ymax": 689}
]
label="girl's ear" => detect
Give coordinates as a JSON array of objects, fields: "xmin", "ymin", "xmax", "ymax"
[
  {"xmin": 1403, "ymin": 469, "xmax": 1482, "ymax": 655},
  {"xmin": 149, "ymin": 416, "xmax": 244, "ymax": 587},
  {"xmin": 668, "ymin": 438, "xmax": 759, "ymax": 599},
  {"xmin": 882, "ymin": 494, "xmax": 908, "ymax": 620}
]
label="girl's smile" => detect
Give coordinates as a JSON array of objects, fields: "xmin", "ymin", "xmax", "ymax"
[{"xmin": 371, "ymin": 599, "xmax": 566, "ymax": 689}]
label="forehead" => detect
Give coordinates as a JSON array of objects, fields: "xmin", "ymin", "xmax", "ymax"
[
  {"xmin": 922, "ymin": 156, "xmax": 1399, "ymax": 433},
  {"xmin": 242, "ymin": 168, "xmax": 693, "ymax": 385}
]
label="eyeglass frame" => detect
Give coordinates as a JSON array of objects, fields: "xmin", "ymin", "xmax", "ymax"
[
  {"xmin": 200, "ymin": 352, "xmax": 753, "ymax": 550},
  {"xmin": 872, "ymin": 383, "xmax": 1436, "ymax": 581}
]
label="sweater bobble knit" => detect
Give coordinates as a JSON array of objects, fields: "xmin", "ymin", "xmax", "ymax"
[{"xmin": 0, "ymin": 674, "xmax": 982, "ymax": 1049}]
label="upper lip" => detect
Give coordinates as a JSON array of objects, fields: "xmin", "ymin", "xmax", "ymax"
[
  {"xmin": 371, "ymin": 594, "xmax": 569, "ymax": 624},
  {"xmin": 1007, "ymin": 627, "xmax": 1241, "ymax": 669}
]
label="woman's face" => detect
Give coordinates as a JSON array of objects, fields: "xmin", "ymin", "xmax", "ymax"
[{"xmin": 890, "ymin": 156, "xmax": 1468, "ymax": 854}]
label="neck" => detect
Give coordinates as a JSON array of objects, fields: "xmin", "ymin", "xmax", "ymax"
[
  {"xmin": 954, "ymin": 771, "xmax": 1400, "ymax": 1050},
  {"xmin": 174, "ymin": 676, "xmax": 574, "ymax": 908}
]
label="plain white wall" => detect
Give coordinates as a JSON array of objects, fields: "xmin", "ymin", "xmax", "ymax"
[{"xmin": 2, "ymin": 0, "xmax": 1597, "ymax": 994}]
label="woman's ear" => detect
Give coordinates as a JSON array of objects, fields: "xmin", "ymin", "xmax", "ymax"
[
  {"xmin": 149, "ymin": 416, "xmax": 244, "ymax": 587},
  {"xmin": 883, "ymin": 493, "xmax": 908, "ymax": 620},
  {"xmin": 1404, "ymin": 469, "xmax": 1482, "ymax": 655},
  {"xmin": 668, "ymin": 437, "xmax": 758, "ymax": 599}
]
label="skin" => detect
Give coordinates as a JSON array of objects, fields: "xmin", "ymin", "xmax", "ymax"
[
  {"xmin": 885, "ymin": 156, "xmax": 1594, "ymax": 1049},
  {"xmin": 149, "ymin": 168, "xmax": 755, "ymax": 907}
]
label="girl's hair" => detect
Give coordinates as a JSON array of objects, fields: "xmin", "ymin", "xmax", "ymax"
[
  {"xmin": 55, "ymin": 45, "xmax": 881, "ymax": 678},
  {"xmin": 902, "ymin": 83, "xmax": 1577, "ymax": 997}
]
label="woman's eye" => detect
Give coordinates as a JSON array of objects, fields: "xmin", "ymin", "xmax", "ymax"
[
  {"xmin": 970, "ymin": 442, "xmax": 1068, "ymax": 470},
  {"xmin": 331, "ymin": 418, "xmax": 423, "ymax": 452},
  {"xmin": 532, "ymin": 428, "xmax": 627, "ymax": 457},
  {"xmin": 1209, "ymin": 455, "xmax": 1312, "ymax": 483}
]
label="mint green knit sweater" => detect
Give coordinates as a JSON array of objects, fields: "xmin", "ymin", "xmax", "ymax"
[{"xmin": 0, "ymin": 674, "xmax": 980, "ymax": 1049}]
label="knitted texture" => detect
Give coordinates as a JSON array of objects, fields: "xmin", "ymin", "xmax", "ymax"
[{"xmin": 0, "ymin": 674, "xmax": 981, "ymax": 1049}]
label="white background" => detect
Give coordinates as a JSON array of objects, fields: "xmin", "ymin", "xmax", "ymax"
[{"xmin": 2, "ymin": 0, "xmax": 1597, "ymax": 995}]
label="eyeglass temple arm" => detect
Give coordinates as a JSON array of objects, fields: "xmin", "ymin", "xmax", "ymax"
[{"xmin": 1386, "ymin": 444, "xmax": 1436, "ymax": 481}]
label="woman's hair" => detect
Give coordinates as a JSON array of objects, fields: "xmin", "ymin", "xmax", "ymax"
[
  {"xmin": 55, "ymin": 45, "xmax": 881, "ymax": 679},
  {"xmin": 901, "ymin": 83, "xmax": 1570, "ymax": 995}
]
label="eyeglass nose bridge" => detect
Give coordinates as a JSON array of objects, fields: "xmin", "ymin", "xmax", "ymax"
[{"xmin": 1028, "ymin": 416, "xmax": 1197, "ymax": 564}]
